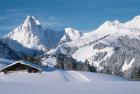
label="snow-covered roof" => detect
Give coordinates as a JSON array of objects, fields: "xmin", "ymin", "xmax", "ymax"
[{"xmin": 0, "ymin": 60, "xmax": 42, "ymax": 71}]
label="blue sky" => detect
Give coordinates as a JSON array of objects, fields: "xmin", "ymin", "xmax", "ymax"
[{"xmin": 1, "ymin": 0, "xmax": 140, "ymax": 36}]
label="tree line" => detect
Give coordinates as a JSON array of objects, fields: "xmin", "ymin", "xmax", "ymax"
[{"xmin": 55, "ymin": 54, "xmax": 96, "ymax": 72}]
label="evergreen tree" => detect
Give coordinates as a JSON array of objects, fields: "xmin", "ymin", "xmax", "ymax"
[
  {"xmin": 131, "ymin": 67, "xmax": 140, "ymax": 80},
  {"xmin": 25, "ymin": 56, "xmax": 41, "ymax": 65}
]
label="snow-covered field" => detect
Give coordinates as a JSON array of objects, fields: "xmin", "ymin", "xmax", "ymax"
[{"xmin": 0, "ymin": 70, "xmax": 139, "ymax": 94}]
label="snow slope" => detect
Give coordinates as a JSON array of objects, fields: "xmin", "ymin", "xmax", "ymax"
[{"xmin": 0, "ymin": 70, "xmax": 139, "ymax": 94}]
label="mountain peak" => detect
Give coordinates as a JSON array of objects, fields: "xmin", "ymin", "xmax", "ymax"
[
  {"xmin": 101, "ymin": 20, "xmax": 120, "ymax": 27},
  {"xmin": 59, "ymin": 28, "xmax": 81, "ymax": 43},
  {"xmin": 22, "ymin": 15, "xmax": 41, "ymax": 30},
  {"xmin": 96, "ymin": 20, "xmax": 122, "ymax": 33},
  {"xmin": 65, "ymin": 27, "xmax": 77, "ymax": 34},
  {"xmin": 4, "ymin": 15, "xmax": 65, "ymax": 55},
  {"xmin": 124, "ymin": 15, "xmax": 140, "ymax": 29},
  {"xmin": 65, "ymin": 27, "xmax": 81, "ymax": 39},
  {"xmin": 25, "ymin": 15, "xmax": 40, "ymax": 25},
  {"xmin": 5, "ymin": 15, "xmax": 47, "ymax": 55}
]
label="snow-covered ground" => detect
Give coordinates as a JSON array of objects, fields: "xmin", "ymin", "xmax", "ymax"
[{"xmin": 0, "ymin": 70, "xmax": 139, "ymax": 94}]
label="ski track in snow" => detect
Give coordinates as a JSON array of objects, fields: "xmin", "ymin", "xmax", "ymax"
[
  {"xmin": 66, "ymin": 71, "xmax": 90, "ymax": 82},
  {"xmin": 57, "ymin": 70, "xmax": 90, "ymax": 82}
]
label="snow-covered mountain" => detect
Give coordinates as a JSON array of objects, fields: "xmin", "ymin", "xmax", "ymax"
[
  {"xmin": 1, "ymin": 15, "xmax": 140, "ymax": 80},
  {"xmin": 124, "ymin": 16, "xmax": 140, "ymax": 29},
  {"xmin": 59, "ymin": 28, "xmax": 81, "ymax": 44},
  {"xmin": 47, "ymin": 15, "xmax": 140, "ymax": 80},
  {"xmin": 2, "ymin": 16, "xmax": 63, "ymax": 56}
]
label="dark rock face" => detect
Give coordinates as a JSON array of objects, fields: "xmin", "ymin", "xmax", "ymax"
[{"xmin": 93, "ymin": 42, "xmax": 108, "ymax": 50}]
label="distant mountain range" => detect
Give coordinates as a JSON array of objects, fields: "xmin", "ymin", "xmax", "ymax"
[
  {"xmin": 1, "ymin": 15, "xmax": 140, "ymax": 80},
  {"xmin": 47, "ymin": 16, "xmax": 140, "ymax": 80}
]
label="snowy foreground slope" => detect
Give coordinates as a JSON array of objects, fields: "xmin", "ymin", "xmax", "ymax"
[{"xmin": 0, "ymin": 70, "xmax": 140, "ymax": 94}]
